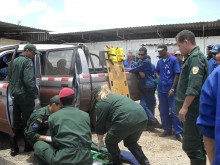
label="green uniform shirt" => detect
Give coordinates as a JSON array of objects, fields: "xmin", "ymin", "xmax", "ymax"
[
  {"xmin": 95, "ymin": 94, "xmax": 148, "ymax": 135},
  {"xmin": 175, "ymin": 47, "xmax": 208, "ymax": 115},
  {"xmin": 10, "ymin": 54, "xmax": 37, "ymax": 102},
  {"xmin": 48, "ymin": 106, "xmax": 92, "ymax": 164},
  {"xmin": 24, "ymin": 106, "xmax": 51, "ymax": 145}
]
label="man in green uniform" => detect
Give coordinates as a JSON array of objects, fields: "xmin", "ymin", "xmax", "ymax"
[
  {"xmin": 175, "ymin": 30, "xmax": 208, "ymax": 165},
  {"xmin": 93, "ymin": 85, "xmax": 149, "ymax": 165},
  {"xmin": 24, "ymin": 95, "xmax": 61, "ymax": 146},
  {"xmin": 33, "ymin": 88, "xmax": 93, "ymax": 165},
  {"xmin": 9, "ymin": 44, "xmax": 40, "ymax": 156}
]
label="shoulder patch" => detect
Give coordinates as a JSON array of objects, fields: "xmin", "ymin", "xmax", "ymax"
[
  {"xmin": 37, "ymin": 118, "xmax": 43, "ymax": 123},
  {"xmin": 192, "ymin": 66, "xmax": 199, "ymax": 74}
]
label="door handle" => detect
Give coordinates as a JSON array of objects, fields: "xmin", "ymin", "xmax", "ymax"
[{"xmin": 61, "ymin": 84, "xmax": 68, "ymax": 87}]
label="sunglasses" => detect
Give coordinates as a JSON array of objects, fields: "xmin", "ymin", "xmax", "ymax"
[{"xmin": 138, "ymin": 54, "xmax": 145, "ymax": 56}]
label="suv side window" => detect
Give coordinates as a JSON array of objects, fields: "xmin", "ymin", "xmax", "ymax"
[{"xmin": 45, "ymin": 50, "xmax": 74, "ymax": 76}]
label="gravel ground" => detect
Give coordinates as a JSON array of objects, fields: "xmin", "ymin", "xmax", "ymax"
[
  {"xmin": 0, "ymin": 111, "xmax": 192, "ymax": 165},
  {"xmin": 0, "ymin": 129, "xmax": 190, "ymax": 165}
]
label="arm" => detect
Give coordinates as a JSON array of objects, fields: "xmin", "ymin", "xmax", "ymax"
[
  {"xmin": 155, "ymin": 61, "xmax": 160, "ymax": 79},
  {"xmin": 23, "ymin": 59, "xmax": 38, "ymax": 99},
  {"xmin": 178, "ymin": 96, "xmax": 195, "ymax": 122},
  {"xmin": 169, "ymin": 58, "xmax": 181, "ymax": 96},
  {"xmin": 24, "ymin": 114, "xmax": 43, "ymax": 143},
  {"xmin": 203, "ymin": 136, "xmax": 215, "ymax": 165},
  {"xmin": 179, "ymin": 56, "xmax": 207, "ymax": 121},
  {"xmin": 168, "ymin": 74, "xmax": 179, "ymax": 97},
  {"xmin": 95, "ymin": 102, "xmax": 109, "ymax": 135},
  {"xmin": 129, "ymin": 60, "xmax": 151, "ymax": 73},
  {"xmin": 97, "ymin": 134, "xmax": 105, "ymax": 150}
]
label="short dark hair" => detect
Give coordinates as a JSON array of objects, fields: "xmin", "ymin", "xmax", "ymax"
[
  {"xmin": 60, "ymin": 94, "xmax": 75, "ymax": 106},
  {"xmin": 176, "ymin": 30, "xmax": 196, "ymax": 45},
  {"xmin": 139, "ymin": 47, "xmax": 147, "ymax": 55},
  {"xmin": 49, "ymin": 102, "xmax": 60, "ymax": 106}
]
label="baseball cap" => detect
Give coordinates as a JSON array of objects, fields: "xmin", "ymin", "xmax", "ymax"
[
  {"xmin": 175, "ymin": 50, "xmax": 181, "ymax": 55},
  {"xmin": 24, "ymin": 44, "xmax": 40, "ymax": 54},
  {"xmin": 59, "ymin": 88, "xmax": 75, "ymax": 98},
  {"xmin": 49, "ymin": 95, "xmax": 61, "ymax": 104},
  {"xmin": 207, "ymin": 44, "xmax": 214, "ymax": 50},
  {"xmin": 92, "ymin": 85, "xmax": 101, "ymax": 98},
  {"xmin": 210, "ymin": 44, "xmax": 220, "ymax": 54},
  {"xmin": 169, "ymin": 52, "xmax": 175, "ymax": 56},
  {"xmin": 156, "ymin": 44, "xmax": 167, "ymax": 51}
]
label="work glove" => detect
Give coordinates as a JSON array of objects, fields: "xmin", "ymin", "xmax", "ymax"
[{"xmin": 34, "ymin": 98, "xmax": 41, "ymax": 109}]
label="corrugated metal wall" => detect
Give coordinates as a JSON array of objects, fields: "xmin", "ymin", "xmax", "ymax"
[{"xmin": 86, "ymin": 36, "xmax": 220, "ymax": 65}]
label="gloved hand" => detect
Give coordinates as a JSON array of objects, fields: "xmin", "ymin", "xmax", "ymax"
[
  {"xmin": 34, "ymin": 98, "xmax": 41, "ymax": 109},
  {"xmin": 45, "ymin": 136, "xmax": 52, "ymax": 142},
  {"xmin": 97, "ymin": 140, "xmax": 104, "ymax": 151}
]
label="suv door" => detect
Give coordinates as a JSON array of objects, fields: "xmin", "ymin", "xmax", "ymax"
[
  {"xmin": 40, "ymin": 47, "xmax": 77, "ymax": 106},
  {"xmin": 0, "ymin": 45, "xmax": 18, "ymax": 135}
]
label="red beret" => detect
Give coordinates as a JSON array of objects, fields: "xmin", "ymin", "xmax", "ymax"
[{"xmin": 59, "ymin": 88, "xmax": 75, "ymax": 98}]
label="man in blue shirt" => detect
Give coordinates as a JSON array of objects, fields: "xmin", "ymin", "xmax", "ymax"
[
  {"xmin": 123, "ymin": 52, "xmax": 136, "ymax": 71},
  {"xmin": 197, "ymin": 61, "xmax": 220, "ymax": 164},
  {"xmin": 155, "ymin": 44, "xmax": 183, "ymax": 142},
  {"xmin": 129, "ymin": 47, "xmax": 160, "ymax": 130},
  {"xmin": 208, "ymin": 44, "xmax": 220, "ymax": 74},
  {"xmin": 0, "ymin": 56, "xmax": 8, "ymax": 80}
]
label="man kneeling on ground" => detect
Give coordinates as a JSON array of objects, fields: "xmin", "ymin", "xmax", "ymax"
[
  {"xmin": 33, "ymin": 88, "xmax": 93, "ymax": 165},
  {"xmin": 24, "ymin": 95, "xmax": 61, "ymax": 147}
]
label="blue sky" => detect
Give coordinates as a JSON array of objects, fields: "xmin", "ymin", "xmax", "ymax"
[{"xmin": 0, "ymin": 0, "xmax": 219, "ymax": 33}]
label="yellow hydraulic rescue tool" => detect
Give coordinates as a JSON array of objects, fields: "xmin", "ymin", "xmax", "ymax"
[{"xmin": 105, "ymin": 45, "xmax": 130, "ymax": 97}]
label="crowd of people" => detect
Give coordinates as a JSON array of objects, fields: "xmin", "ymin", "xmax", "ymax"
[
  {"xmin": 7, "ymin": 29, "xmax": 220, "ymax": 165},
  {"xmin": 124, "ymin": 30, "xmax": 220, "ymax": 165}
]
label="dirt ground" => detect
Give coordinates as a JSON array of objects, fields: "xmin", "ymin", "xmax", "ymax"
[{"xmin": 0, "ymin": 107, "xmax": 192, "ymax": 165}]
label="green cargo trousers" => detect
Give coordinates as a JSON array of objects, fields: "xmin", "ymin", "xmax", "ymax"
[
  {"xmin": 34, "ymin": 141, "xmax": 54, "ymax": 164},
  {"xmin": 182, "ymin": 112, "xmax": 206, "ymax": 162},
  {"xmin": 105, "ymin": 120, "xmax": 147, "ymax": 156}
]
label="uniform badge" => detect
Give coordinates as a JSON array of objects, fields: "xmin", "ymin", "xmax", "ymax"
[
  {"xmin": 37, "ymin": 118, "xmax": 43, "ymax": 123},
  {"xmin": 33, "ymin": 122, "xmax": 39, "ymax": 129},
  {"xmin": 192, "ymin": 66, "xmax": 199, "ymax": 74}
]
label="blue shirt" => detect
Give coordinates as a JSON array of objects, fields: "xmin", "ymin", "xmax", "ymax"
[
  {"xmin": 197, "ymin": 66, "xmax": 220, "ymax": 165},
  {"xmin": 129, "ymin": 57, "xmax": 156, "ymax": 89},
  {"xmin": 0, "ymin": 67, "xmax": 7, "ymax": 80},
  {"xmin": 208, "ymin": 57, "xmax": 217, "ymax": 74},
  {"xmin": 123, "ymin": 59, "xmax": 136, "ymax": 71},
  {"xmin": 155, "ymin": 55, "xmax": 180, "ymax": 93}
]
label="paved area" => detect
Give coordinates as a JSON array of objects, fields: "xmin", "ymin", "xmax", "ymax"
[{"xmin": 0, "ymin": 132, "xmax": 38, "ymax": 165}]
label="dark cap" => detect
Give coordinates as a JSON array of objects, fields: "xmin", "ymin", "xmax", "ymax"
[
  {"xmin": 49, "ymin": 95, "xmax": 61, "ymax": 104},
  {"xmin": 210, "ymin": 44, "xmax": 220, "ymax": 54},
  {"xmin": 156, "ymin": 44, "xmax": 167, "ymax": 51},
  {"xmin": 59, "ymin": 88, "xmax": 75, "ymax": 98},
  {"xmin": 92, "ymin": 85, "xmax": 101, "ymax": 98},
  {"xmin": 207, "ymin": 44, "xmax": 214, "ymax": 50},
  {"xmin": 24, "ymin": 44, "xmax": 40, "ymax": 54}
]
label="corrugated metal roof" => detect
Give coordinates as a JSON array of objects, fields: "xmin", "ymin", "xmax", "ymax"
[
  {"xmin": 0, "ymin": 20, "xmax": 49, "ymax": 32},
  {"xmin": 0, "ymin": 21, "xmax": 50, "ymax": 43},
  {"xmin": 51, "ymin": 20, "xmax": 220, "ymax": 43}
]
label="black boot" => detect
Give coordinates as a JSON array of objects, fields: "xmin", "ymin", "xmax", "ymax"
[
  {"xmin": 24, "ymin": 137, "xmax": 33, "ymax": 152},
  {"xmin": 10, "ymin": 135, "xmax": 19, "ymax": 156},
  {"xmin": 190, "ymin": 158, "xmax": 206, "ymax": 165},
  {"xmin": 128, "ymin": 144, "xmax": 150, "ymax": 165},
  {"xmin": 111, "ymin": 154, "xmax": 122, "ymax": 165}
]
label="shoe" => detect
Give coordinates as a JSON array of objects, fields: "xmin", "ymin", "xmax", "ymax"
[
  {"xmin": 148, "ymin": 120, "xmax": 161, "ymax": 129},
  {"xmin": 145, "ymin": 125, "xmax": 155, "ymax": 131},
  {"xmin": 10, "ymin": 135, "xmax": 19, "ymax": 156},
  {"xmin": 159, "ymin": 131, "xmax": 172, "ymax": 137},
  {"xmin": 176, "ymin": 134, "xmax": 183, "ymax": 142}
]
